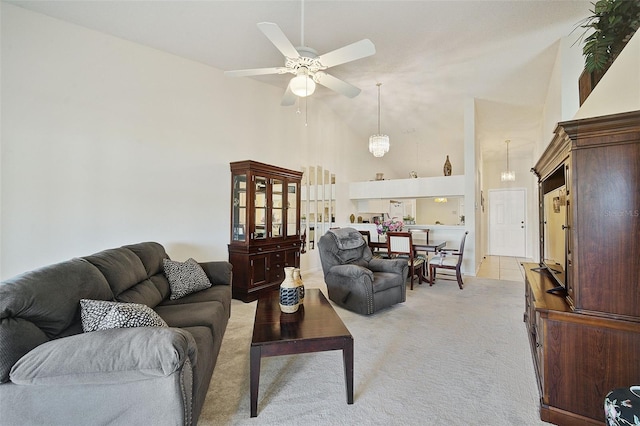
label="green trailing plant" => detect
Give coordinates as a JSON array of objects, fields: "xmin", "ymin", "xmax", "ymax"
[{"xmin": 576, "ymin": 0, "xmax": 640, "ymax": 73}]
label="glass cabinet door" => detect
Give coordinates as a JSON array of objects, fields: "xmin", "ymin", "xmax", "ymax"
[
  {"xmin": 254, "ymin": 176, "xmax": 267, "ymax": 240},
  {"xmin": 232, "ymin": 174, "xmax": 247, "ymax": 242},
  {"xmin": 271, "ymin": 178, "xmax": 283, "ymax": 238},
  {"xmin": 287, "ymin": 181, "xmax": 298, "ymax": 236}
]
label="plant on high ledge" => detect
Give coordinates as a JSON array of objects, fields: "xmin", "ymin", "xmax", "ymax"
[
  {"xmin": 376, "ymin": 218, "xmax": 404, "ymax": 235},
  {"xmin": 575, "ymin": 0, "xmax": 640, "ymax": 73}
]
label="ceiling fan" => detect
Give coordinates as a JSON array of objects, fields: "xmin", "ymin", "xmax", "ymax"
[{"xmin": 224, "ymin": 17, "xmax": 375, "ymax": 106}]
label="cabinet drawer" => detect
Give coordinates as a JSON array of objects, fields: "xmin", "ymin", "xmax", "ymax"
[
  {"xmin": 269, "ymin": 249, "xmax": 300, "ymax": 282},
  {"xmin": 269, "ymin": 251, "xmax": 285, "ymax": 282}
]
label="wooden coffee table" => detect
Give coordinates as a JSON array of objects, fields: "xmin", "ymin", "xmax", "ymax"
[{"xmin": 250, "ymin": 288, "xmax": 354, "ymax": 417}]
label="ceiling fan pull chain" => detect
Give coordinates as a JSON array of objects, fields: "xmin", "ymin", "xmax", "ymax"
[{"xmin": 300, "ymin": 0, "xmax": 305, "ymax": 47}]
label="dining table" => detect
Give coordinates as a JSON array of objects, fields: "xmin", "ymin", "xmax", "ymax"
[{"xmin": 369, "ymin": 239, "xmax": 446, "ymax": 255}]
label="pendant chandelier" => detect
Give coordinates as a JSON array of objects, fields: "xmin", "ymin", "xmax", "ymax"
[
  {"xmin": 369, "ymin": 83, "xmax": 390, "ymax": 157},
  {"xmin": 500, "ymin": 139, "xmax": 515, "ymax": 182}
]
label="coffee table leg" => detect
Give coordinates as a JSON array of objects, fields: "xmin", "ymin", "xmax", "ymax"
[
  {"xmin": 250, "ymin": 345, "xmax": 261, "ymax": 417},
  {"xmin": 343, "ymin": 337, "xmax": 354, "ymax": 404}
]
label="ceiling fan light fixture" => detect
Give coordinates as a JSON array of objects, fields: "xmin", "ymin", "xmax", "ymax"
[
  {"xmin": 289, "ymin": 72, "xmax": 316, "ymax": 97},
  {"xmin": 369, "ymin": 83, "xmax": 390, "ymax": 157}
]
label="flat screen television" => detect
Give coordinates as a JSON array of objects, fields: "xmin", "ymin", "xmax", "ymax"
[{"xmin": 539, "ymin": 165, "xmax": 568, "ymax": 294}]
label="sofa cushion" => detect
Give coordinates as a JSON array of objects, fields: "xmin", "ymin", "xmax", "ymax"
[
  {"xmin": 159, "ymin": 284, "xmax": 231, "ymax": 319},
  {"xmin": 0, "ymin": 258, "xmax": 113, "ymax": 383},
  {"xmin": 122, "ymin": 242, "xmax": 169, "ymax": 277},
  {"xmin": 83, "ymin": 247, "xmax": 151, "ymax": 299},
  {"xmin": 114, "ymin": 275, "xmax": 168, "ymax": 308},
  {"xmin": 80, "ymin": 299, "xmax": 167, "ymax": 332},
  {"xmin": 154, "ymin": 301, "xmax": 228, "ymax": 344},
  {"xmin": 163, "ymin": 258, "xmax": 212, "ymax": 300},
  {"xmin": 0, "ymin": 318, "xmax": 49, "ymax": 384},
  {"xmin": 199, "ymin": 261, "xmax": 233, "ymax": 286},
  {"xmin": 9, "ymin": 327, "xmax": 196, "ymax": 385}
]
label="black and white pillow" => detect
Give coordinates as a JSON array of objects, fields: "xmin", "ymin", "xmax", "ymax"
[
  {"xmin": 80, "ymin": 299, "xmax": 167, "ymax": 332},
  {"xmin": 163, "ymin": 258, "xmax": 212, "ymax": 300}
]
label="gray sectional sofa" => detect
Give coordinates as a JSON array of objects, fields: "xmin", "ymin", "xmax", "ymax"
[{"xmin": 0, "ymin": 242, "xmax": 231, "ymax": 425}]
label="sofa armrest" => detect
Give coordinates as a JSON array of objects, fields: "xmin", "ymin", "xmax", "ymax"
[
  {"xmin": 10, "ymin": 327, "xmax": 196, "ymax": 386},
  {"xmin": 368, "ymin": 258, "xmax": 407, "ymax": 275},
  {"xmin": 199, "ymin": 261, "xmax": 232, "ymax": 286}
]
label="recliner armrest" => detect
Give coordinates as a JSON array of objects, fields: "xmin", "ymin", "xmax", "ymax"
[
  {"xmin": 368, "ymin": 258, "xmax": 407, "ymax": 274},
  {"xmin": 328, "ymin": 264, "xmax": 374, "ymax": 280}
]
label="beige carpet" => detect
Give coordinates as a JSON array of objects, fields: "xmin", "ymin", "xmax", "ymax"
[{"xmin": 199, "ymin": 271, "xmax": 552, "ymax": 425}]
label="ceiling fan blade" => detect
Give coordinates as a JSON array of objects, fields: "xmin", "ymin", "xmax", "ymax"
[
  {"xmin": 257, "ymin": 22, "xmax": 300, "ymax": 59},
  {"xmin": 281, "ymin": 85, "xmax": 297, "ymax": 106},
  {"xmin": 318, "ymin": 39, "xmax": 375, "ymax": 68},
  {"xmin": 315, "ymin": 72, "xmax": 361, "ymax": 98},
  {"xmin": 224, "ymin": 67, "xmax": 285, "ymax": 78}
]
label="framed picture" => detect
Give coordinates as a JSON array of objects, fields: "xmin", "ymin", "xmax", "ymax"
[{"xmin": 553, "ymin": 197, "xmax": 561, "ymax": 213}]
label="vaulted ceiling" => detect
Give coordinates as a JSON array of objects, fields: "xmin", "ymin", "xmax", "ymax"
[{"xmin": 7, "ymin": 0, "xmax": 591, "ymax": 176}]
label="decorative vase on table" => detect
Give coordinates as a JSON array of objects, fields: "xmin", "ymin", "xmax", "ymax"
[
  {"xmin": 443, "ymin": 155, "xmax": 452, "ymax": 176},
  {"xmin": 279, "ymin": 267, "xmax": 299, "ymax": 313},
  {"xmin": 293, "ymin": 268, "xmax": 305, "ymax": 304}
]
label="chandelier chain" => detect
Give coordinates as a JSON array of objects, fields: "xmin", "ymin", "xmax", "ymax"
[{"xmin": 377, "ymin": 82, "xmax": 382, "ymax": 134}]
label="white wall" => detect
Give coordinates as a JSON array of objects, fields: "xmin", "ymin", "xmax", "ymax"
[
  {"xmin": 463, "ymin": 98, "xmax": 477, "ymax": 275},
  {"xmin": 541, "ymin": 36, "xmax": 583, "ymax": 146},
  {"xmin": 0, "ymin": 4, "xmax": 363, "ymax": 278}
]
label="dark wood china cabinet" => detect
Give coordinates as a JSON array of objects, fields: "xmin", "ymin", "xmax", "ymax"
[{"xmin": 228, "ymin": 160, "xmax": 303, "ymax": 302}]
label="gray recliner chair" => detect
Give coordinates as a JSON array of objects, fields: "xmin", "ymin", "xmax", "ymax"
[{"xmin": 318, "ymin": 227, "xmax": 408, "ymax": 315}]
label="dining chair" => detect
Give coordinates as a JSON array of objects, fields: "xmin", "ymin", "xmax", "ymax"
[
  {"xmin": 358, "ymin": 230, "xmax": 371, "ymax": 245},
  {"xmin": 428, "ymin": 231, "xmax": 469, "ymax": 289},
  {"xmin": 309, "ymin": 226, "xmax": 315, "ymax": 249},
  {"xmin": 409, "ymin": 228, "xmax": 430, "ymax": 275},
  {"xmin": 300, "ymin": 227, "xmax": 307, "ymax": 254},
  {"xmin": 360, "ymin": 230, "xmax": 384, "ymax": 259},
  {"xmin": 386, "ymin": 231, "xmax": 426, "ymax": 290}
]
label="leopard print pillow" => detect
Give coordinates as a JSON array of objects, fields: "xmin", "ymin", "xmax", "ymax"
[
  {"xmin": 163, "ymin": 258, "xmax": 212, "ymax": 300},
  {"xmin": 80, "ymin": 299, "xmax": 167, "ymax": 332}
]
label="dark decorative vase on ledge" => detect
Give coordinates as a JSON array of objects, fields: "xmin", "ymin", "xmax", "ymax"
[
  {"xmin": 578, "ymin": 68, "xmax": 606, "ymax": 105},
  {"xmin": 443, "ymin": 155, "xmax": 452, "ymax": 176}
]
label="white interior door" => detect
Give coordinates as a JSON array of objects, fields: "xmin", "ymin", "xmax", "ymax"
[{"xmin": 488, "ymin": 189, "xmax": 526, "ymax": 257}]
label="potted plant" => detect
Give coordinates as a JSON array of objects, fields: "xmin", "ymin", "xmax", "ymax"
[{"xmin": 576, "ymin": 0, "xmax": 640, "ymax": 103}]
